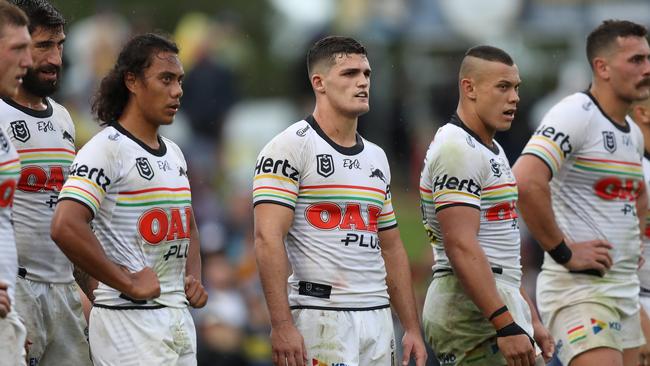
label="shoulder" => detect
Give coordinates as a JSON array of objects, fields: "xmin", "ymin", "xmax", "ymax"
[
  {"xmin": 160, "ymin": 135, "xmax": 186, "ymax": 159},
  {"xmin": 79, "ymin": 126, "xmax": 123, "ymax": 154},
  {"xmin": 48, "ymin": 97, "xmax": 75, "ymax": 126},
  {"xmin": 544, "ymin": 92, "xmax": 596, "ymax": 122},
  {"xmin": 261, "ymin": 119, "xmax": 311, "ymax": 153},
  {"xmin": 430, "ymin": 123, "xmax": 482, "ymax": 158}
]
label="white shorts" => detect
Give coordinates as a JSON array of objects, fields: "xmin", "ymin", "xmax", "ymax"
[
  {"xmin": 549, "ymin": 301, "xmax": 645, "ymax": 365},
  {"xmin": 292, "ymin": 306, "xmax": 395, "ymax": 366},
  {"xmin": 0, "ymin": 310, "xmax": 26, "ymax": 366},
  {"xmin": 89, "ymin": 306, "xmax": 196, "ymax": 366},
  {"xmin": 422, "ymin": 275, "xmax": 543, "ymax": 366},
  {"xmin": 14, "ymin": 277, "xmax": 91, "ymax": 366}
]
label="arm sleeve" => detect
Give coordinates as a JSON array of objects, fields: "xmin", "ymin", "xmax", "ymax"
[
  {"xmin": 58, "ymin": 136, "xmax": 118, "ymax": 217},
  {"xmin": 252, "ymin": 132, "xmax": 302, "ymax": 210},
  {"xmin": 378, "ymin": 154, "xmax": 397, "ymax": 231}
]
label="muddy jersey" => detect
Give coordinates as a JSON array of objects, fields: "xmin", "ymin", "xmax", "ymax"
[
  {"xmin": 420, "ymin": 114, "xmax": 522, "ymax": 286},
  {"xmin": 639, "ymin": 152, "xmax": 650, "ymax": 297},
  {"xmin": 0, "ymin": 129, "xmax": 20, "ymax": 302},
  {"xmin": 253, "ymin": 115, "xmax": 396, "ymax": 309},
  {"xmin": 522, "ymin": 92, "xmax": 643, "ymax": 314},
  {"xmin": 59, "ymin": 123, "xmax": 191, "ymax": 308},
  {"xmin": 0, "ymin": 98, "xmax": 75, "ymax": 283}
]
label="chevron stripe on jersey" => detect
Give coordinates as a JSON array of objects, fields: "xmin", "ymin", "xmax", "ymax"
[
  {"xmin": 253, "ymin": 115, "xmax": 394, "ymax": 309},
  {"xmin": 525, "ymin": 92, "xmax": 644, "ymax": 316},
  {"xmin": 59, "ymin": 123, "xmax": 191, "ymax": 308},
  {"xmin": 0, "ymin": 128, "xmax": 20, "ymax": 303},
  {"xmin": 0, "ymin": 97, "xmax": 76, "ymax": 283},
  {"xmin": 420, "ymin": 114, "xmax": 522, "ymax": 286}
]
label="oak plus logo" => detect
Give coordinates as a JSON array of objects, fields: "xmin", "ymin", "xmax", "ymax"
[
  {"xmin": 316, "ymin": 154, "xmax": 334, "ymax": 177},
  {"xmin": 594, "ymin": 177, "xmax": 641, "ymax": 201},
  {"xmin": 138, "ymin": 206, "xmax": 191, "ymax": 245},
  {"xmin": 10, "ymin": 120, "xmax": 30, "ymax": 143},
  {"xmin": 136, "ymin": 157, "xmax": 154, "ymax": 180}
]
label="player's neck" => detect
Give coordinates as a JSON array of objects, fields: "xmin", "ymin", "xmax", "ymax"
[
  {"xmin": 312, "ymin": 107, "xmax": 358, "ymax": 147},
  {"xmin": 456, "ymin": 107, "xmax": 495, "ymax": 147},
  {"xmin": 118, "ymin": 105, "xmax": 160, "ymax": 149},
  {"xmin": 12, "ymin": 87, "xmax": 47, "ymax": 111},
  {"xmin": 589, "ymin": 83, "xmax": 629, "ymax": 126}
]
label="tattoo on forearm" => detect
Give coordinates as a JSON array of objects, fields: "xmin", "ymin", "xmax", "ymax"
[{"xmin": 73, "ymin": 266, "xmax": 98, "ymax": 302}]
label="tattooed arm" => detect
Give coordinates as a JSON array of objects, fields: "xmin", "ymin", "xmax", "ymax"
[{"xmin": 73, "ymin": 265, "xmax": 98, "ymax": 303}]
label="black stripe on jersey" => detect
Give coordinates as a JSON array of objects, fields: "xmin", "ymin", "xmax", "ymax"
[
  {"xmin": 520, "ymin": 152, "xmax": 555, "ymax": 178},
  {"xmin": 2, "ymin": 97, "xmax": 53, "ymax": 118},
  {"xmin": 435, "ymin": 202, "xmax": 480, "ymax": 214},
  {"xmin": 110, "ymin": 121, "xmax": 167, "ymax": 157},
  {"xmin": 582, "ymin": 91, "xmax": 630, "ymax": 133},
  {"xmin": 58, "ymin": 197, "xmax": 95, "ymax": 219},
  {"xmin": 93, "ymin": 303, "xmax": 166, "ymax": 310},
  {"xmin": 253, "ymin": 200, "xmax": 295, "ymax": 211},
  {"xmin": 378, "ymin": 223, "xmax": 398, "ymax": 232},
  {"xmin": 289, "ymin": 304, "xmax": 390, "ymax": 311},
  {"xmin": 306, "ymin": 115, "xmax": 364, "ymax": 156}
]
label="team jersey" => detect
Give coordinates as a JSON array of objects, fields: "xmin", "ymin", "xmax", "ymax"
[
  {"xmin": 0, "ymin": 129, "xmax": 20, "ymax": 302},
  {"xmin": 638, "ymin": 152, "xmax": 650, "ymax": 296},
  {"xmin": 58, "ymin": 123, "xmax": 191, "ymax": 308},
  {"xmin": 522, "ymin": 91, "xmax": 643, "ymax": 313},
  {"xmin": 253, "ymin": 115, "xmax": 396, "ymax": 309},
  {"xmin": 420, "ymin": 114, "xmax": 522, "ymax": 287},
  {"xmin": 0, "ymin": 98, "xmax": 75, "ymax": 283}
]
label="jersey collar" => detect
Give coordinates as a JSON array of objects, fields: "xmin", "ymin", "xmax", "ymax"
[
  {"xmin": 582, "ymin": 90, "xmax": 631, "ymax": 133},
  {"xmin": 2, "ymin": 97, "xmax": 53, "ymax": 118},
  {"xmin": 449, "ymin": 113, "xmax": 500, "ymax": 155},
  {"xmin": 306, "ymin": 115, "xmax": 364, "ymax": 156},
  {"xmin": 111, "ymin": 121, "xmax": 167, "ymax": 157}
]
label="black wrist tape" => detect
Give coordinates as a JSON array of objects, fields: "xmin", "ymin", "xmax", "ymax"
[
  {"xmin": 496, "ymin": 322, "xmax": 535, "ymax": 345},
  {"xmin": 548, "ymin": 240, "xmax": 572, "ymax": 264},
  {"xmin": 489, "ymin": 306, "xmax": 508, "ymax": 321}
]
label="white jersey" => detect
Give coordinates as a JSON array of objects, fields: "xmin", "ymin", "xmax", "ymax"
[
  {"xmin": 420, "ymin": 114, "xmax": 522, "ymax": 286},
  {"xmin": 0, "ymin": 98, "xmax": 75, "ymax": 283},
  {"xmin": 0, "ymin": 129, "xmax": 20, "ymax": 302},
  {"xmin": 639, "ymin": 152, "xmax": 650, "ymax": 297},
  {"xmin": 59, "ymin": 123, "xmax": 191, "ymax": 308},
  {"xmin": 253, "ymin": 116, "xmax": 396, "ymax": 309},
  {"xmin": 522, "ymin": 92, "xmax": 643, "ymax": 314}
]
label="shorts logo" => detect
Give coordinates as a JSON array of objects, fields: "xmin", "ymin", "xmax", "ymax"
[
  {"xmin": 567, "ymin": 324, "xmax": 587, "ymax": 344},
  {"xmin": 602, "ymin": 131, "xmax": 616, "ymax": 153},
  {"xmin": 316, "ymin": 154, "xmax": 334, "ymax": 177},
  {"xmin": 10, "ymin": 120, "xmax": 30, "ymax": 142},
  {"xmin": 136, "ymin": 157, "xmax": 154, "ymax": 180},
  {"xmin": 591, "ymin": 318, "xmax": 607, "ymax": 334},
  {"xmin": 0, "ymin": 131, "xmax": 9, "ymax": 152},
  {"xmin": 437, "ymin": 352, "xmax": 457, "ymax": 365}
]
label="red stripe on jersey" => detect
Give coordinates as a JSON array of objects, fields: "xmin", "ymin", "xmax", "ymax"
[
  {"xmin": 576, "ymin": 156, "xmax": 641, "ymax": 167},
  {"xmin": 119, "ymin": 187, "xmax": 191, "ymax": 195},
  {"xmin": 253, "ymin": 186, "xmax": 298, "ymax": 196},
  {"xmin": 17, "ymin": 147, "xmax": 75, "ymax": 154},
  {"xmin": 0, "ymin": 158, "xmax": 20, "ymax": 167},
  {"xmin": 301, "ymin": 184, "xmax": 385, "ymax": 194}
]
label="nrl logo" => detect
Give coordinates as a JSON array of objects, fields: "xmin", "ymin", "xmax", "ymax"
[
  {"xmin": 135, "ymin": 157, "xmax": 154, "ymax": 180},
  {"xmin": 0, "ymin": 131, "xmax": 9, "ymax": 152},
  {"xmin": 490, "ymin": 158, "xmax": 502, "ymax": 177},
  {"xmin": 602, "ymin": 131, "xmax": 616, "ymax": 153},
  {"xmin": 10, "ymin": 120, "xmax": 30, "ymax": 142},
  {"xmin": 316, "ymin": 154, "xmax": 334, "ymax": 177}
]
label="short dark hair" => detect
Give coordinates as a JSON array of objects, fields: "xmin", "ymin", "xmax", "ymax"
[
  {"xmin": 92, "ymin": 33, "xmax": 179, "ymax": 125},
  {"xmin": 0, "ymin": 1, "xmax": 29, "ymax": 33},
  {"xmin": 10, "ymin": 0, "xmax": 64, "ymax": 33},
  {"xmin": 307, "ymin": 36, "xmax": 367, "ymax": 75},
  {"xmin": 464, "ymin": 45, "xmax": 514, "ymax": 66},
  {"xmin": 586, "ymin": 19, "xmax": 647, "ymax": 68}
]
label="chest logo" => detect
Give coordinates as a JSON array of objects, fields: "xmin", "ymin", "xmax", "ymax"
[
  {"xmin": 136, "ymin": 157, "xmax": 154, "ymax": 180},
  {"xmin": 10, "ymin": 120, "xmax": 30, "ymax": 143},
  {"xmin": 0, "ymin": 131, "xmax": 9, "ymax": 152},
  {"xmin": 602, "ymin": 131, "xmax": 616, "ymax": 153},
  {"xmin": 369, "ymin": 166, "xmax": 387, "ymax": 183},
  {"xmin": 316, "ymin": 154, "xmax": 334, "ymax": 178},
  {"xmin": 490, "ymin": 158, "xmax": 502, "ymax": 177}
]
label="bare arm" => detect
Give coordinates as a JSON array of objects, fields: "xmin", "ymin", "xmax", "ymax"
[
  {"xmin": 254, "ymin": 203, "xmax": 306, "ymax": 366},
  {"xmin": 378, "ymin": 227, "xmax": 427, "ymax": 366},
  {"xmin": 50, "ymin": 200, "xmax": 160, "ymax": 300},
  {"xmin": 73, "ymin": 265, "xmax": 98, "ymax": 303},
  {"xmin": 513, "ymin": 155, "xmax": 613, "ymax": 273},
  {"xmin": 520, "ymin": 287, "xmax": 554, "ymax": 361},
  {"xmin": 438, "ymin": 205, "xmax": 535, "ymax": 365},
  {"xmin": 184, "ymin": 208, "xmax": 208, "ymax": 308}
]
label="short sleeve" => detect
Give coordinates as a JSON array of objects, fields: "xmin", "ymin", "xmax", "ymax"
[
  {"xmin": 521, "ymin": 96, "xmax": 589, "ymax": 176},
  {"xmin": 252, "ymin": 132, "xmax": 302, "ymax": 210},
  {"xmin": 423, "ymin": 137, "xmax": 484, "ymax": 213},
  {"xmin": 59, "ymin": 134, "xmax": 118, "ymax": 216},
  {"xmin": 378, "ymin": 156, "xmax": 397, "ymax": 231}
]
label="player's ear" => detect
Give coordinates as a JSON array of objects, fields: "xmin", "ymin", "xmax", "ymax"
[
  {"xmin": 592, "ymin": 57, "xmax": 609, "ymax": 80},
  {"xmin": 638, "ymin": 105, "xmax": 650, "ymax": 125},
  {"xmin": 311, "ymin": 73, "xmax": 325, "ymax": 94},
  {"xmin": 124, "ymin": 72, "xmax": 137, "ymax": 94},
  {"xmin": 461, "ymin": 78, "xmax": 477, "ymax": 100}
]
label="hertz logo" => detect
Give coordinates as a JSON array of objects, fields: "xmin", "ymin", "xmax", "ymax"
[
  {"xmin": 255, "ymin": 156, "xmax": 299, "ymax": 181},
  {"xmin": 432, "ymin": 174, "xmax": 480, "ymax": 196},
  {"xmin": 534, "ymin": 124, "xmax": 572, "ymax": 157}
]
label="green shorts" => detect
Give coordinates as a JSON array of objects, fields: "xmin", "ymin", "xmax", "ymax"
[{"xmin": 422, "ymin": 275, "xmax": 542, "ymax": 366}]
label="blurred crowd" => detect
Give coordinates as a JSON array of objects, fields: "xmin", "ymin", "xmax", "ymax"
[{"xmin": 48, "ymin": 0, "xmax": 650, "ymax": 364}]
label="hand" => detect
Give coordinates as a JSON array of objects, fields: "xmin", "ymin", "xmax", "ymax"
[
  {"xmin": 0, "ymin": 282, "xmax": 10, "ymax": 318},
  {"xmin": 184, "ymin": 275, "xmax": 208, "ymax": 308},
  {"xmin": 532, "ymin": 319, "xmax": 554, "ymax": 363},
  {"xmin": 563, "ymin": 239, "xmax": 613, "ymax": 275},
  {"xmin": 123, "ymin": 267, "xmax": 160, "ymax": 300},
  {"xmin": 497, "ymin": 333, "xmax": 536, "ymax": 366},
  {"xmin": 270, "ymin": 322, "xmax": 307, "ymax": 366},
  {"xmin": 401, "ymin": 329, "xmax": 427, "ymax": 366},
  {"xmin": 639, "ymin": 255, "xmax": 646, "ymax": 270},
  {"xmin": 640, "ymin": 340, "xmax": 650, "ymax": 366}
]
